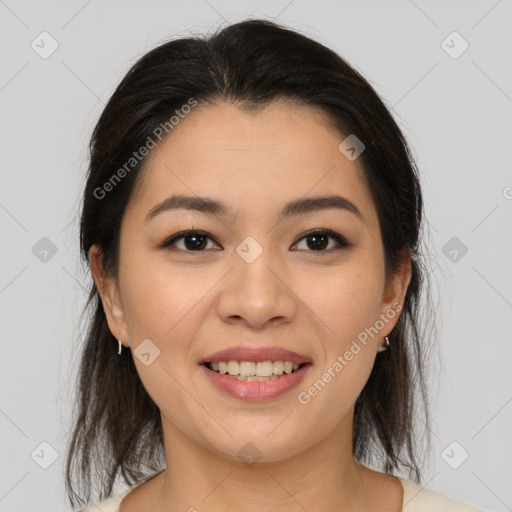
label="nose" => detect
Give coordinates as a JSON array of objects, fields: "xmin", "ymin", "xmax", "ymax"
[{"xmin": 215, "ymin": 245, "xmax": 297, "ymax": 329}]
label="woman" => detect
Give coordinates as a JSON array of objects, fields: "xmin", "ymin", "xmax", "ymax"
[{"xmin": 66, "ymin": 19, "xmax": 482, "ymax": 511}]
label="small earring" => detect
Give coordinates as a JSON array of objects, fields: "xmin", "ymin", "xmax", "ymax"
[
  {"xmin": 377, "ymin": 335, "xmax": 390, "ymax": 353},
  {"xmin": 117, "ymin": 338, "xmax": 122, "ymax": 355}
]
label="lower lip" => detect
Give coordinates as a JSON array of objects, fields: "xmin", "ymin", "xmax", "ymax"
[{"xmin": 200, "ymin": 363, "xmax": 312, "ymax": 401}]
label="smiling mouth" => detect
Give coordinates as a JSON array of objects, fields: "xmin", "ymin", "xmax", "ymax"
[{"xmin": 203, "ymin": 360, "xmax": 311, "ymax": 381}]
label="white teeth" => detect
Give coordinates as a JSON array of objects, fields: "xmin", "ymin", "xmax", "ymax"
[
  {"xmin": 227, "ymin": 361, "xmax": 239, "ymax": 375},
  {"xmin": 239, "ymin": 361, "xmax": 256, "ymax": 377},
  {"xmin": 256, "ymin": 361, "xmax": 274, "ymax": 377},
  {"xmin": 273, "ymin": 361, "xmax": 284, "ymax": 374},
  {"xmin": 208, "ymin": 360, "xmax": 303, "ymax": 377},
  {"xmin": 236, "ymin": 375, "xmax": 279, "ymax": 382}
]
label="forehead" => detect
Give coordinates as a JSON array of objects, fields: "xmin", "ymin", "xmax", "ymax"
[{"xmin": 125, "ymin": 101, "xmax": 378, "ymax": 228}]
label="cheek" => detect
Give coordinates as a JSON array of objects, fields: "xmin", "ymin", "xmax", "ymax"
[
  {"xmin": 120, "ymin": 254, "xmax": 210, "ymax": 344},
  {"xmin": 303, "ymin": 262, "xmax": 384, "ymax": 346},
  {"xmin": 294, "ymin": 271, "xmax": 381, "ymax": 423},
  {"xmin": 295, "ymin": 262, "xmax": 382, "ymax": 402},
  {"xmin": 119, "ymin": 258, "xmax": 215, "ymax": 440},
  {"xmin": 119, "ymin": 254, "xmax": 216, "ymax": 392}
]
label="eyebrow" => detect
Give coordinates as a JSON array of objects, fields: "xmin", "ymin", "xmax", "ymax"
[{"xmin": 145, "ymin": 194, "xmax": 363, "ymax": 223}]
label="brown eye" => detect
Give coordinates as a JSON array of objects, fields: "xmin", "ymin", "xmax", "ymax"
[
  {"xmin": 292, "ymin": 229, "xmax": 351, "ymax": 252},
  {"xmin": 162, "ymin": 231, "xmax": 220, "ymax": 252}
]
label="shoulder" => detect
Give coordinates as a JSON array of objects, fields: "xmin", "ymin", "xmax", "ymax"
[
  {"xmin": 79, "ymin": 487, "xmax": 133, "ymax": 512},
  {"xmin": 79, "ymin": 470, "xmax": 164, "ymax": 511},
  {"xmin": 398, "ymin": 477, "xmax": 483, "ymax": 512},
  {"xmin": 79, "ymin": 475, "xmax": 484, "ymax": 512}
]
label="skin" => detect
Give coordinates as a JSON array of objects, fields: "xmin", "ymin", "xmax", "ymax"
[{"xmin": 90, "ymin": 101, "xmax": 411, "ymax": 511}]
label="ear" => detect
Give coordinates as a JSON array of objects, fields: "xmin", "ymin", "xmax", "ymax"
[
  {"xmin": 379, "ymin": 249, "xmax": 412, "ymax": 345},
  {"xmin": 88, "ymin": 244, "xmax": 130, "ymax": 348}
]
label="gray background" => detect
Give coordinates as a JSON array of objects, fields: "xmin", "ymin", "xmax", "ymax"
[{"xmin": 1, "ymin": 1, "xmax": 511, "ymax": 511}]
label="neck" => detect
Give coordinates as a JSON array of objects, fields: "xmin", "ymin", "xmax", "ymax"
[{"xmin": 153, "ymin": 413, "xmax": 380, "ymax": 512}]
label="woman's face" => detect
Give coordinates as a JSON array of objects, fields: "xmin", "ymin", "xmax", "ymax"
[{"xmin": 91, "ymin": 101, "xmax": 410, "ymax": 463}]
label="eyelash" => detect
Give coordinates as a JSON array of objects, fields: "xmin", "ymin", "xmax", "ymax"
[{"xmin": 161, "ymin": 229, "xmax": 352, "ymax": 254}]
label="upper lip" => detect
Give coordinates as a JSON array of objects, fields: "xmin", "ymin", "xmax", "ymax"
[{"xmin": 199, "ymin": 345, "xmax": 312, "ymax": 365}]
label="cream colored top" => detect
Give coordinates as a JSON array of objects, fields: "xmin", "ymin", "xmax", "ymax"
[{"xmin": 80, "ymin": 476, "xmax": 483, "ymax": 511}]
